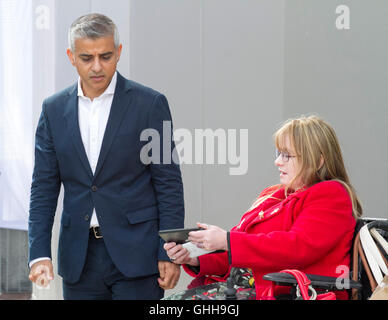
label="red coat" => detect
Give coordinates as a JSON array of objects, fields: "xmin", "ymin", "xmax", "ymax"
[{"xmin": 184, "ymin": 180, "xmax": 356, "ymax": 299}]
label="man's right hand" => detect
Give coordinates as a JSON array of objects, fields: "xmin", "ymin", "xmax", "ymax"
[{"xmin": 29, "ymin": 260, "xmax": 54, "ymax": 287}]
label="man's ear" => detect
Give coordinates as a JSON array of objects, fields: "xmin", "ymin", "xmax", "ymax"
[
  {"xmin": 66, "ymin": 48, "xmax": 76, "ymax": 66},
  {"xmin": 116, "ymin": 44, "xmax": 123, "ymax": 62}
]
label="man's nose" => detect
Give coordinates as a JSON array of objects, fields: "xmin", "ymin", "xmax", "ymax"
[{"xmin": 91, "ymin": 57, "xmax": 103, "ymax": 73}]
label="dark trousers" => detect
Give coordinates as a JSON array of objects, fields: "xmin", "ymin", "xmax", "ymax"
[{"xmin": 62, "ymin": 231, "xmax": 164, "ymax": 300}]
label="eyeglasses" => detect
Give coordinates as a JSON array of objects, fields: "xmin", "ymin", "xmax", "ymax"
[{"xmin": 275, "ymin": 149, "xmax": 296, "ymax": 162}]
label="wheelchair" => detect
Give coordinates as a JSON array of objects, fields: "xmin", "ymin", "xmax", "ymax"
[
  {"xmin": 164, "ymin": 217, "xmax": 388, "ymax": 300},
  {"xmin": 261, "ymin": 217, "xmax": 388, "ymax": 300}
]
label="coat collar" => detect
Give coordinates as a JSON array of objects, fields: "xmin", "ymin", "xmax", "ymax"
[{"xmin": 237, "ymin": 186, "xmax": 305, "ymax": 231}]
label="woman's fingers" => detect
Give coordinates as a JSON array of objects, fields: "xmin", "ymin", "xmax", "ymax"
[
  {"xmin": 164, "ymin": 242, "xmax": 191, "ymax": 264},
  {"xmin": 173, "ymin": 249, "xmax": 190, "ymax": 264},
  {"xmin": 188, "ymin": 223, "xmax": 209, "ymax": 242},
  {"xmin": 197, "ymin": 222, "xmax": 209, "ymax": 229},
  {"xmin": 163, "ymin": 242, "xmax": 176, "ymax": 250}
]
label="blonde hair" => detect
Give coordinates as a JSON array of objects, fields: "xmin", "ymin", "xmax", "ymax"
[{"xmin": 253, "ymin": 115, "xmax": 362, "ymax": 218}]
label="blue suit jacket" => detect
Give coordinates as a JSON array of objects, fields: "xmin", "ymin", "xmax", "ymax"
[{"xmin": 28, "ymin": 72, "xmax": 184, "ymax": 284}]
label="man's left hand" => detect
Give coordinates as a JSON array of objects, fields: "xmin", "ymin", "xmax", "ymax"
[{"xmin": 158, "ymin": 261, "xmax": 181, "ymax": 290}]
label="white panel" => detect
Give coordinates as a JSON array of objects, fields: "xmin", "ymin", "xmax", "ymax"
[{"xmin": 0, "ymin": 0, "xmax": 34, "ymax": 231}]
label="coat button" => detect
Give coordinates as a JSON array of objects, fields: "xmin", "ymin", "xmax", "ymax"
[
  {"xmin": 91, "ymin": 186, "xmax": 98, "ymax": 192},
  {"xmin": 84, "ymin": 215, "xmax": 90, "ymax": 221}
]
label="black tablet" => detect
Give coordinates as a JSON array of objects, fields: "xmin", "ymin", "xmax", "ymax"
[{"xmin": 159, "ymin": 227, "xmax": 202, "ymax": 244}]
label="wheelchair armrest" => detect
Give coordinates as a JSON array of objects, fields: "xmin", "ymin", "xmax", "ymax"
[{"xmin": 263, "ymin": 272, "xmax": 362, "ymax": 291}]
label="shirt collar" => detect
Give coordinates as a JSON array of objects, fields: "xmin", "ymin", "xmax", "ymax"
[{"xmin": 77, "ymin": 71, "xmax": 117, "ymax": 99}]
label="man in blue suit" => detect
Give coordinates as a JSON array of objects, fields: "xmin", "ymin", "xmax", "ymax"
[{"xmin": 28, "ymin": 14, "xmax": 184, "ymax": 300}]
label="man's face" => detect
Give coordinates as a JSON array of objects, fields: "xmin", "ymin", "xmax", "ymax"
[{"xmin": 67, "ymin": 36, "xmax": 122, "ymax": 99}]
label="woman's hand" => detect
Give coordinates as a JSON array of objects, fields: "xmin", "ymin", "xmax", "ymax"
[
  {"xmin": 188, "ymin": 223, "xmax": 228, "ymax": 252},
  {"xmin": 163, "ymin": 242, "xmax": 199, "ymax": 266}
]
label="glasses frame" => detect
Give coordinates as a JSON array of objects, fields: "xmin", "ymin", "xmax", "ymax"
[{"xmin": 275, "ymin": 149, "xmax": 297, "ymax": 163}]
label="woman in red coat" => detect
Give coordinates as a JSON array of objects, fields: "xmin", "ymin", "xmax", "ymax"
[{"xmin": 164, "ymin": 115, "xmax": 362, "ymax": 299}]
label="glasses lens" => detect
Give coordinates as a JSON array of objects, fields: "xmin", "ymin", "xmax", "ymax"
[{"xmin": 276, "ymin": 150, "xmax": 291, "ymax": 162}]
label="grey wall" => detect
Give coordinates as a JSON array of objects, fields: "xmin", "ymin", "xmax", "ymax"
[
  {"xmin": 129, "ymin": 0, "xmax": 284, "ymax": 296},
  {"xmin": 130, "ymin": 0, "xmax": 284, "ymax": 231},
  {"xmin": 283, "ymin": 0, "xmax": 388, "ymax": 219},
  {"xmin": 31, "ymin": 0, "xmax": 388, "ymax": 299}
]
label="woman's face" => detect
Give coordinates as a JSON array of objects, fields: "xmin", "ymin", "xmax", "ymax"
[{"xmin": 274, "ymin": 136, "xmax": 303, "ymax": 189}]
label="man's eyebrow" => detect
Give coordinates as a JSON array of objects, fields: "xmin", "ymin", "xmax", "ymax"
[
  {"xmin": 79, "ymin": 53, "xmax": 92, "ymax": 58},
  {"xmin": 78, "ymin": 52, "xmax": 114, "ymax": 58}
]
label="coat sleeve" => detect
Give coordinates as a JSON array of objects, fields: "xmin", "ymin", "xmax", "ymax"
[
  {"xmin": 182, "ymin": 185, "xmax": 284, "ymax": 278},
  {"xmin": 182, "ymin": 251, "xmax": 230, "ymax": 280},
  {"xmin": 229, "ymin": 181, "xmax": 355, "ymax": 272},
  {"xmin": 28, "ymin": 102, "xmax": 61, "ymax": 263},
  {"xmin": 147, "ymin": 94, "xmax": 185, "ymax": 261}
]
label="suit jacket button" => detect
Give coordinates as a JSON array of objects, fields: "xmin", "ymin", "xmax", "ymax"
[
  {"xmin": 85, "ymin": 215, "xmax": 90, "ymax": 221},
  {"xmin": 91, "ymin": 186, "xmax": 98, "ymax": 192}
]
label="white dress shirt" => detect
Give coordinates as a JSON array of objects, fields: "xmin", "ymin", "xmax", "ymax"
[
  {"xmin": 78, "ymin": 71, "xmax": 117, "ymax": 227},
  {"xmin": 29, "ymin": 72, "xmax": 117, "ymax": 268}
]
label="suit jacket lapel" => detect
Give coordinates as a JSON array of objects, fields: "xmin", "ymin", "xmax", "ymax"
[
  {"xmin": 63, "ymin": 84, "xmax": 94, "ymax": 179},
  {"xmin": 93, "ymin": 72, "xmax": 132, "ymax": 181}
]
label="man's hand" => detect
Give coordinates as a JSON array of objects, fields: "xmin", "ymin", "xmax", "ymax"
[
  {"xmin": 157, "ymin": 261, "xmax": 181, "ymax": 290},
  {"xmin": 29, "ymin": 260, "xmax": 54, "ymax": 288}
]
